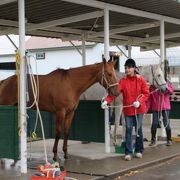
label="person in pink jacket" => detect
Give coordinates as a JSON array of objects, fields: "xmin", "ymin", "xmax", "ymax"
[{"xmin": 149, "ymin": 81, "xmax": 174, "ymax": 146}]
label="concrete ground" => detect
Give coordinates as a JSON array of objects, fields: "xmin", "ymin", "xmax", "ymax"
[
  {"xmin": 117, "ymin": 156, "xmax": 180, "ymax": 180},
  {"xmin": 0, "ymin": 117, "xmax": 180, "ymax": 180}
]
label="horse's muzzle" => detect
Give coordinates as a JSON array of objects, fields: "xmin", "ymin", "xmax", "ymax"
[{"xmin": 109, "ymin": 87, "xmax": 119, "ymax": 97}]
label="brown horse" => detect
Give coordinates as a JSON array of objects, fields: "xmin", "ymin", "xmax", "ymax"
[{"xmin": 0, "ymin": 59, "xmax": 119, "ymax": 160}]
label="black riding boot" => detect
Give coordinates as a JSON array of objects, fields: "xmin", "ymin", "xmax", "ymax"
[
  {"xmin": 149, "ymin": 129, "xmax": 156, "ymax": 146},
  {"xmin": 166, "ymin": 128, "xmax": 172, "ymax": 146}
]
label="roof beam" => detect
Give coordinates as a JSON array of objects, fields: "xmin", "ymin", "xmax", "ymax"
[
  {"xmin": 28, "ymin": 30, "xmax": 177, "ymax": 51},
  {"xmin": 61, "ymin": 33, "xmax": 160, "ymax": 48},
  {"xmin": 0, "ymin": 11, "xmax": 103, "ymax": 34},
  {"xmin": 140, "ymin": 42, "xmax": 180, "ymax": 51},
  {"xmin": 88, "ymin": 21, "xmax": 160, "ymax": 38},
  {"xmin": 0, "ymin": 19, "xmax": 18, "ymax": 26},
  {"xmin": 2, "ymin": 25, "xmax": 180, "ymax": 48},
  {"xmin": 1, "ymin": 22, "xmax": 180, "ymax": 47},
  {"xmin": 26, "ymin": 11, "xmax": 104, "ymax": 32},
  {"xmin": 62, "ymin": 0, "xmax": 180, "ymax": 25},
  {"xmin": 135, "ymin": 32, "xmax": 180, "ymax": 44},
  {"xmin": 0, "ymin": 19, "xmax": 84, "ymax": 35},
  {"xmin": 0, "ymin": 0, "xmax": 17, "ymax": 6}
]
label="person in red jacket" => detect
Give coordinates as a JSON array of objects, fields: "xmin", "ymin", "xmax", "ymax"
[{"xmin": 101, "ymin": 58, "xmax": 150, "ymax": 161}]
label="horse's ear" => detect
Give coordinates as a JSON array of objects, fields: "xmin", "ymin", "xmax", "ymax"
[
  {"xmin": 112, "ymin": 60, "xmax": 117, "ymax": 66},
  {"xmin": 103, "ymin": 58, "xmax": 107, "ymax": 65}
]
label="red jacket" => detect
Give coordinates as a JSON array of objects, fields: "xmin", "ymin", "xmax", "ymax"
[{"xmin": 105, "ymin": 74, "xmax": 150, "ymax": 116}]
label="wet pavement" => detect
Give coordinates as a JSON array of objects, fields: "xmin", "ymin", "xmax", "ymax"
[
  {"xmin": 0, "ymin": 140, "xmax": 180, "ymax": 180},
  {"xmin": 116, "ymin": 156, "xmax": 180, "ymax": 180},
  {"xmin": 0, "ymin": 117, "xmax": 180, "ymax": 180}
]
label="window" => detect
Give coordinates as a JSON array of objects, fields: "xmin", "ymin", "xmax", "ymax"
[{"xmin": 36, "ymin": 52, "xmax": 45, "ymax": 60}]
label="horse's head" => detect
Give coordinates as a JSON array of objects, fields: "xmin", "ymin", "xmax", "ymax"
[
  {"xmin": 151, "ymin": 64, "xmax": 167, "ymax": 91},
  {"xmin": 138, "ymin": 64, "xmax": 167, "ymax": 91},
  {"xmin": 99, "ymin": 59, "xmax": 119, "ymax": 96}
]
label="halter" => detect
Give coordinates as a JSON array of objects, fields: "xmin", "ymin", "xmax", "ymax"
[
  {"xmin": 101, "ymin": 65, "xmax": 118, "ymax": 90},
  {"xmin": 150, "ymin": 65, "xmax": 166, "ymax": 88}
]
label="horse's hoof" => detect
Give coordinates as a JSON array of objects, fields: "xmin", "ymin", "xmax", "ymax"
[
  {"xmin": 64, "ymin": 154, "xmax": 68, "ymax": 159},
  {"xmin": 53, "ymin": 156, "xmax": 61, "ymax": 162}
]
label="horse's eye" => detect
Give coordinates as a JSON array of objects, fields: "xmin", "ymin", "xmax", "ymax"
[
  {"xmin": 158, "ymin": 74, "xmax": 161, "ymax": 77},
  {"xmin": 108, "ymin": 73, "xmax": 112, "ymax": 77}
]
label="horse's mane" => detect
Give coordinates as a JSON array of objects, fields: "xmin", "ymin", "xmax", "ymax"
[
  {"xmin": 0, "ymin": 80, "xmax": 5, "ymax": 86},
  {"xmin": 0, "ymin": 76, "xmax": 14, "ymax": 86},
  {"xmin": 56, "ymin": 62, "xmax": 102, "ymax": 75}
]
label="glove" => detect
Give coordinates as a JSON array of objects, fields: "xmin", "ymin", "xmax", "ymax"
[
  {"xmin": 133, "ymin": 101, "xmax": 140, "ymax": 108},
  {"xmin": 101, "ymin": 100, "xmax": 108, "ymax": 109}
]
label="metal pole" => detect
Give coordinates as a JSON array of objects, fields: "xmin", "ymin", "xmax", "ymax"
[
  {"xmin": 160, "ymin": 19, "xmax": 166, "ymax": 139},
  {"xmin": 104, "ymin": 8, "xmax": 109, "ymax": 60},
  {"xmin": 116, "ymin": 45, "xmax": 128, "ymax": 58},
  {"xmin": 6, "ymin": 35, "xmax": 18, "ymax": 50},
  {"xmin": 160, "ymin": 19, "xmax": 165, "ymax": 63},
  {"xmin": 128, "ymin": 45, "xmax": 132, "ymax": 58},
  {"xmin": 69, "ymin": 41, "xmax": 82, "ymax": 56},
  {"xmin": 153, "ymin": 49, "xmax": 160, "ymax": 57},
  {"xmin": 104, "ymin": 7, "xmax": 110, "ymax": 153},
  {"xmin": 18, "ymin": 0, "xmax": 27, "ymax": 174},
  {"xmin": 82, "ymin": 33, "xmax": 86, "ymax": 66}
]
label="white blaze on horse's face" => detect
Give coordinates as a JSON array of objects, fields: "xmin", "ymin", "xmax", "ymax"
[
  {"xmin": 138, "ymin": 64, "xmax": 167, "ymax": 90},
  {"xmin": 151, "ymin": 64, "xmax": 167, "ymax": 90}
]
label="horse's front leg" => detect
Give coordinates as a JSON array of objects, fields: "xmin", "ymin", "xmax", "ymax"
[
  {"xmin": 63, "ymin": 111, "xmax": 74, "ymax": 159},
  {"xmin": 113, "ymin": 106, "xmax": 123, "ymax": 145},
  {"xmin": 53, "ymin": 110, "xmax": 65, "ymax": 161},
  {"xmin": 113, "ymin": 97, "xmax": 123, "ymax": 145}
]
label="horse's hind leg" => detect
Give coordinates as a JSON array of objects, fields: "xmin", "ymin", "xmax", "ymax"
[
  {"xmin": 63, "ymin": 111, "xmax": 74, "ymax": 159},
  {"xmin": 53, "ymin": 110, "xmax": 65, "ymax": 161}
]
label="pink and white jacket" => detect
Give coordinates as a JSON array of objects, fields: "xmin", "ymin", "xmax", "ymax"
[{"xmin": 148, "ymin": 82, "xmax": 174, "ymax": 112}]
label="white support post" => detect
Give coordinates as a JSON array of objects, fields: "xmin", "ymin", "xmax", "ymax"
[
  {"xmin": 104, "ymin": 7, "xmax": 110, "ymax": 153},
  {"xmin": 82, "ymin": 33, "xmax": 86, "ymax": 66},
  {"xmin": 128, "ymin": 45, "xmax": 132, "ymax": 58},
  {"xmin": 18, "ymin": 0, "xmax": 27, "ymax": 174},
  {"xmin": 160, "ymin": 19, "xmax": 166, "ymax": 139},
  {"xmin": 104, "ymin": 8, "xmax": 110, "ymax": 61},
  {"xmin": 160, "ymin": 19, "xmax": 165, "ymax": 63}
]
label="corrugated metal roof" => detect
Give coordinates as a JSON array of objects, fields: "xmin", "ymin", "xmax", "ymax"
[
  {"xmin": 99, "ymin": 0, "xmax": 180, "ymax": 19},
  {"xmin": 0, "ymin": 0, "xmax": 180, "ymax": 50}
]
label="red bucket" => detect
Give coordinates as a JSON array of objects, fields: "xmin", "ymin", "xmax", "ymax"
[{"xmin": 31, "ymin": 171, "xmax": 66, "ymax": 180}]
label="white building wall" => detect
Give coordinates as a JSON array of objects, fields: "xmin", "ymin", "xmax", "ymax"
[
  {"xmin": 1, "ymin": 41, "xmax": 179, "ymax": 80},
  {"xmin": 28, "ymin": 45, "xmax": 105, "ymax": 75}
]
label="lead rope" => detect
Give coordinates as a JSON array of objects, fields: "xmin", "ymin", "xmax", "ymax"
[
  {"xmin": 107, "ymin": 88, "xmax": 159, "ymax": 139},
  {"xmin": 15, "ymin": 51, "xmax": 21, "ymax": 136},
  {"xmin": 26, "ymin": 55, "xmax": 48, "ymax": 164},
  {"xmin": 158, "ymin": 91, "xmax": 170, "ymax": 129},
  {"xmin": 107, "ymin": 94, "xmax": 143, "ymax": 137}
]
